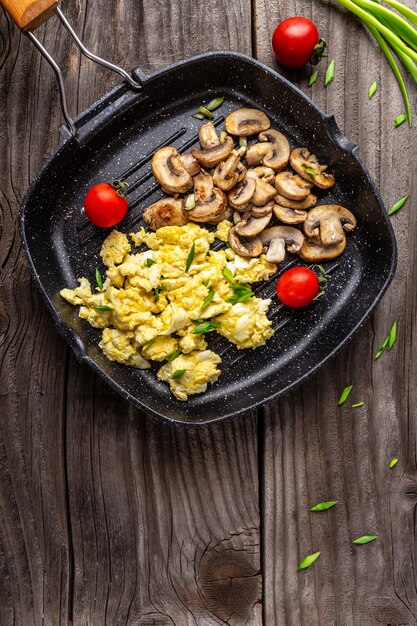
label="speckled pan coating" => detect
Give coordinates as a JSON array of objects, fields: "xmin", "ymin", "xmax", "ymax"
[{"xmin": 19, "ymin": 52, "xmax": 397, "ymax": 426}]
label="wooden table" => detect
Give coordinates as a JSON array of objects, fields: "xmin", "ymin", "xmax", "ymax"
[{"xmin": 1, "ymin": 0, "xmax": 417, "ymax": 624}]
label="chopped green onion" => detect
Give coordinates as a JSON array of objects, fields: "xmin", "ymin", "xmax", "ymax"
[
  {"xmin": 201, "ymin": 289, "xmax": 215, "ymax": 311},
  {"xmin": 219, "ymin": 131, "xmax": 228, "ymax": 143},
  {"xmin": 239, "ymin": 137, "xmax": 248, "ymax": 148},
  {"xmin": 368, "ymin": 80, "xmax": 378, "ymax": 98},
  {"xmin": 142, "ymin": 337, "xmax": 157, "ymax": 351},
  {"xmin": 338, "ymin": 385, "xmax": 353, "ymax": 405},
  {"xmin": 352, "ymin": 402, "xmax": 364, "ymax": 408},
  {"xmin": 146, "ymin": 258, "xmax": 155, "ymax": 268},
  {"xmin": 172, "ymin": 369, "xmax": 186, "ymax": 379},
  {"xmin": 308, "ymin": 70, "xmax": 319, "ymax": 87},
  {"xmin": 297, "ymin": 551, "xmax": 321, "ymax": 571},
  {"xmin": 192, "ymin": 113, "xmax": 205, "ymax": 120},
  {"xmin": 388, "ymin": 194, "xmax": 409, "ymax": 216},
  {"xmin": 310, "ymin": 501, "xmax": 338, "ymax": 512},
  {"xmin": 206, "ymin": 96, "xmax": 225, "ymax": 112},
  {"xmin": 184, "ymin": 194, "xmax": 196, "ymax": 211},
  {"xmin": 222, "ymin": 266, "xmax": 235, "ymax": 284},
  {"xmin": 394, "ymin": 113, "xmax": 407, "ymax": 127},
  {"xmin": 167, "ymin": 349, "xmax": 182, "ymax": 363},
  {"xmin": 227, "ymin": 283, "xmax": 254, "ymax": 304},
  {"xmin": 95, "ymin": 268, "xmax": 104, "ymax": 290},
  {"xmin": 389, "ymin": 457, "xmax": 398, "ymax": 468},
  {"xmin": 192, "ymin": 321, "xmax": 220, "ymax": 335},
  {"xmin": 186, "ymin": 243, "xmax": 195, "ymax": 272},
  {"xmin": 302, "ymin": 164, "xmax": 318, "ymax": 177},
  {"xmin": 324, "ymin": 59, "xmax": 335, "ymax": 86},
  {"xmin": 153, "ymin": 285, "xmax": 165, "ymax": 302},
  {"xmin": 198, "ymin": 106, "xmax": 214, "ymax": 119},
  {"xmin": 375, "ymin": 321, "xmax": 397, "ymax": 359},
  {"xmin": 95, "ymin": 305, "xmax": 113, "ymax": 312},
  {"xmin": 352, "ymin": 535, "xmax": 378, "ymax": 545}
]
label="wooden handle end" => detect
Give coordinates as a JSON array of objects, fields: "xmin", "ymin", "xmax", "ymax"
[{"xmin": 1, "ymin": 0, "xmax": 58, "ymax": 31}]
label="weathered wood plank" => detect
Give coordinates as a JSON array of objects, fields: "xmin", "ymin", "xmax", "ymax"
[
  {"xmin": 255, "ymin": 0, "xmax": 417, "ymax": 623},
  {"xmin": 61, "ymin": 1, "xmax": 261, "ymax": 625}
]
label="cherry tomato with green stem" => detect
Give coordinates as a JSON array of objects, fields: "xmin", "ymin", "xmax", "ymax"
[
  {"xmin": 272, "ymin": 17, "xmax": 326, "ymax": 69},
  {"xmin": 84, "ymin": 179, "xmax": 129, "ymax": 228},
  {"xmin": 276, "ymin": 266, "xmax": 319, "ymax": 308}
]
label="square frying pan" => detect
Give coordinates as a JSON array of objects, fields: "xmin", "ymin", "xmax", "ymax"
[{"xmin": 5, "ymin": 1, "xmax": 397, "ymax": 425}]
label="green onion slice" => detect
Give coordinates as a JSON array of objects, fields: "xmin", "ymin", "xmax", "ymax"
[
  {"xmin": 394, "ymin": 113, "xmax": 407, "ymax": 127},
  {"xmin": 198, "ymin": 106, "xmax": 214, "ymax": 119},
  {"xmin": 206, "ymin": 96, "xmax": 225, "ymax": 112},
  {"xmin": 167, "ymin": 349, "xmax": 182, "ymax": 363},
  {"xmin": 388, "ymin": 194, "xmax": 409, "ymax": 216},
  {"xmin": 310, "ymin": 501, "xmax": 338, "ymax": 511},
  {"xmin": 186, "ymin": 243, "xmax": 195, "ymax": 272},
  {"xmin": 389, "ymin": 457, "xmax": 398, "ymax": 468},
  {"xmin": 297, "ymin": 551, "xmax": 321, "ymax": 571},
  {"xmin": 201, "ymin": 289, "xmax": 215, "ymax": 311},
  {"xmin": 192, "ymin": 321, "xmax": 220, "ymax": 335},
  {"xmin": 338, "ymin": 385, "xmax": 353, "ymax": 405},
  {"xmin": 95, "ymin": 305, "xmax": 113, "ymax": 312},
  {"xmin": 352, "ymin": 535, "xmax": 378, "ymax": 545},
  {"xmin": 146, "ymin": 258, "xmax": 155, "ymax": 268},
  {"xmin": 351, "ymin": 402, "xmax": 364, "ymax": 408},
  {"xmin": 309, "ymin": 70, "xmax": 319, "ymax": 87},
  {"xmin": 368, "ymin": 80, "xmax": 378, "ymax": 99},
  {"xmin": 192, "ymin": 113, "xmax": 205, "ymax": 120},
  {"xmin": 324, "ymin": 59, "xmax": 335, "ymax": 86},
  {"xmin": 184, "ymin": 194, "xmax": 196, "ymax": 211},
  {"xmin": 172, "ymin": 369, "xmax": 186, "ymax": 379},
  {"xmin": 222, "ymin": 266, "xmax": 235, "ymax": 284},
  {"xmin": 95, "ymin": 268, "xmax": 104, "ymax": 290}
]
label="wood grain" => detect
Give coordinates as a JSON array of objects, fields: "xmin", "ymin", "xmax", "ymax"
[
  {"xmin": 0, "ymin": 0, "xmax": 261, "ymax": 624},
  {"xmin": 254, "ymin": 0, "xmax": 417, "ymax": 624}
]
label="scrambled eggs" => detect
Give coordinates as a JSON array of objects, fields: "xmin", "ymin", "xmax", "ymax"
[{"xmin": 60, "ymin": 220, "xmax": 276, "ymax": 401}]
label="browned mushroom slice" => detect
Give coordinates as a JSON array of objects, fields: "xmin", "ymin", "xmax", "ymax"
[
  {"xmin": 236, "ymin": 162, "xmax": 247, "ymax": 182},
  {"xmin": 290, "ymin": 147, "xmax": 335, "ymax": 189},
  {"xmin": 233, "ymin": 211, "xmax": 243, "ymax": 225},
  {"xmin": 187, "ymin": 170, "xmax": 226, "ymax": 222},
  {"xmin": 275, "ymin": 192, "xmax": 317, "ymax": 210},
  {"xmin": 143, "ymin": 198, "xmax": 188, "ymax": 230},
  {"xmin": 299, "ymin": 237, "xmax": 346, "ymax": 262},
  {"xmin": 273, "ymin": 204, "xmax": 308, "ymax": 225},
  {"xmin": 199, "ymin": 121, "xmax": 220, "ymax": 149},
  {"xmin": 225, "ymin": 108, "xmax": 271, "ymax": 136},
  {"xmin": 304, "ymin": 205, "xmax": 356, "ymax": 247},
  {"xmin": 180, "ymin": 152, "xmax": 201, "ymax": 176},
  {"xmin": 250, "ymin": 201, "xmax": 274, "ymax": 217},
  {"xmin": 228, "ymin": 226, "xmax": 263, "ymax": 258},
  {"xmin": 192, "ymin": 136, "xmax": 234, "ymax": 168},
  {"xmin": 228, "ymin": 174, "xmax": 257, "ymax": 210},
  {"xmin": 253, "ymin": 166, "xmax": 276, "ymax": 185},
  {"xmin": 275, "ymin": 171, "xmax": 313, "ymax": 200},
  {"xmin": 246, "ymin": 129, "xmax": 290, "ymax": 172},
  {"xmin": 152, "ymin": 146, "xmax": 193, "ymax": 194},
  {"xmin": 248, "ymin": 173, "xmax": 278, "ymax": 207},
  {"xmin": 235, "ymin": 212, "xmax": 272, "ymax": 237},
  {"xmin": 213, "ymin": 151, "xmax": 242, "ymax": 191},
  {"xmin": 207, "ymin": 206, "xmax": 233, "ymax": 224},
  {"xmin": 259, "ymin": 226, "xmax": 304, "ymax": 263}
]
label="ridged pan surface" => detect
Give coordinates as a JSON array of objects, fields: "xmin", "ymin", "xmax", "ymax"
[{"xmin": 19, "ymin": 52, "xmax": 397, "ymax": 425}]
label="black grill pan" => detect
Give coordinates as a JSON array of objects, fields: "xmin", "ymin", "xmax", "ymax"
[{"xmin": 18, "ymin": 51, "xmax": 397, "ymax": 425}]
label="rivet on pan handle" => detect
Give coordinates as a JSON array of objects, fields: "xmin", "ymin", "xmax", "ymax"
[{"xmin": 0, "ymin": 0, "xmax": 142, "ymax": 137}]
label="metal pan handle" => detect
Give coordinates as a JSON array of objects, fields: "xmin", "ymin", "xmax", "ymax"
[{"xmin": 0, "ymin": 0, "xmax": 142, "ymax": 136}]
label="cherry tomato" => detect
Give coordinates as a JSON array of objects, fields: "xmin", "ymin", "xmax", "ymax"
[
  {"xmin": 84, "ymin": 180, "xmax": 128, "ymax": 228},
  {"xmin": 272, "ymin": 17, "xmax": 321, "ymax": 69},
  {"xmin": 276, "ymin": 266, "xmax": 319, "ymax": 308}
]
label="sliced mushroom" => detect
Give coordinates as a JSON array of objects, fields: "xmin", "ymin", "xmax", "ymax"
[
  {"xmin": 235, "ymin": 212, "xmax": 272, "ymax": 236},
  {"xmin": 273, "ymin": 204, "xmax": 308, "ymax": 225},
  {"xmin": 225, "ymin": 108, "xmax": 271, "ymax": 136},
  {"xmin": 180, "ymin": 152, "xmax": 201, "ymax": 176},
  {"xmin": 250, "ymin": 201, "xmax": 274, "ymax": 217},
  {"xmin": 253, "ymin": 166, "xmax": 275, "ymax": 185},
  {"xmin": 246, "ymin": 129, "xmax": 290, "ymax": 172},
  {"xmin": 228, "ymin": 226, "xmax": 263, "ymax": 258},
  {"xmin": 275, "ymin": 192, "xmax": 317, "ymax": 210},
  {"xmin": 152, "ymin": 146, "xmax": 193, "ymax": 194},
  {"xmin": 290, "ymin": 147, "xmax": 335, "ymax": 189},
  {"xmin": 233, "ymin": 211, "xmax": 243, "ymax": 225},
  {"xmin": 247, "ymin": 172, "xmax": 278, "ymax": 207},
  {"xmin": 199, "ymin": 121, "xmax": 220, "ymax": 149},
  {"xmin": 259, "ymin": 226, "xmax": 305, "ymax": 263},
  {"xmin": 299, "ymin": 237, "xmax": 346, "ymax": 262},
  {"xmin": 191, "ymin": 136, "xmax": 234, "ymax": 168},
  {"xmin": 275, "ymin": 171, "xmax": 313, "ymax": 200},
  {"xmin": 143, "ymin": 198, "xmax": 188, "ymax": 230},
  {"xmin": 207, "ymin": 206, "xmax": 233, "ymax": 224},
  {"xmin": 236, "ymin": 162, "xmax": 247, "ymax": 182},
  {"xmin": 304, "ymin": 205, "xmax": 356, "ymax": 247},
  {"xmin": 213, "ymin": 150, "xmax": 242, "ymax": 191},
  {"xmin": 187, "ymin": 170, "xmax": 226, "ymax": 222},
  {"xmin": 228, "ymin": 174, "xmax": 257, "ymax": 210}
]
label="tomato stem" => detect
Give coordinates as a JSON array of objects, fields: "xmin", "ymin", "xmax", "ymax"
[{"xmin": 108, "ymin": 179, "xmax": 129, "ymax": 198}]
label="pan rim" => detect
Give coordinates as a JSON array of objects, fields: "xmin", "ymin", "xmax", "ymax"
[{"xmin": 19, "ymin": 51, "xmax": 397, "ymax": 426}]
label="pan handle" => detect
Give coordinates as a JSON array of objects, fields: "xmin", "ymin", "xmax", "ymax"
[
  {"xmin": 0, "ymin": 0, "xmax": 57, "ymax": 31},
  {"xmin": 1, "ymin": 1, "xmax": 142, "ymax": 136}
]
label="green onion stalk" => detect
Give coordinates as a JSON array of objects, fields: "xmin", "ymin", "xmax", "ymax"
[{"xmin": 333, "ymin": 0, "xmax": 417, "ymax": 126}]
